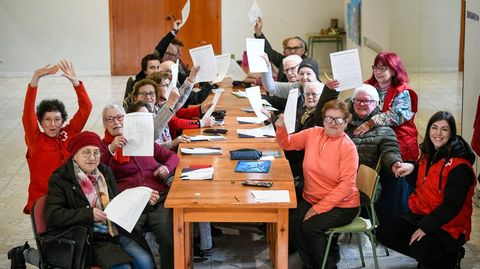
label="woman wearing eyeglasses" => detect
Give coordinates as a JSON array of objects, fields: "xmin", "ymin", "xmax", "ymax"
[
  {"xmin": 275, "ymin": 99, "xmax": 359, "ymax": 269},
  {"xmin": 100, "ymin": 104, "xmax": 179, "ymax": 269},
  {"xmin": 45, "ymin": 131, "xmax": 156, "ymax": 268},
  {"xmin": 354, "ymin": 52, "xmax": 419, "ymax": 163}
]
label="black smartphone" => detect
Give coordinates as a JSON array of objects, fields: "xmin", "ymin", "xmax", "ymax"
[
  {"xmin": 204, "ymin": 128, "xmax": 228, "ymax": 134},
  {"xmin": 241, "ymin": 180, "xmax": 273, "ymax": 188}
]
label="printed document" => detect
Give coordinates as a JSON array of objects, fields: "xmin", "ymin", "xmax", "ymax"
[
  {"xmin": 330, "ymin": 48, "xmax": 363, "ymax": 91},
  {"xmin": 123, "ymin": 112, "xmax": 154, "ymax": 156},
  {"xmin": 227, "ymin": 59, "xmax": 247, "ymax": 81},
  {"xmin": 284, "ymin": 88, "xmax": 299, "ymax": 134},
  {"xmin": 166, "ymin": 60, "xmax": 179, "ymax": 98},
  {"xmin": 213, "ymin": 54, "xmax": 231, "ymax": 83},
  {"xmin": 189, "ymin": 44, "xmax": 217, "ymax": 83},
  {"xmin": 246, "ymin": 38, "xmax": 268, "ymax": 73},
  {"xmin": 245, "ymin": 86, "xmax": 268, "ymax": 121}
]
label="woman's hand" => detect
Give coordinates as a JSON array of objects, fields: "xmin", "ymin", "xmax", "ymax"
[
  {"xmin": 148, "ymin": 190, "xmax": 160, "ymax": 205},
  {"xmin": 109, "ymin": 136, "xmax": 128, "ymax": 152},
  {"xmin": 254, "ymin": 17, "xmax": 263, "ymax": 36},
  {"xmin": 201, "ymin": 102, "xmax": 213, "ymax": 114},
  {"xmin": 274, "ymin": 114, "xmax": 286, "ymax": 128},
  {"xmin": 409, "ymin": 228, "xmax": 426, "ymax": 245},
  {"xmin": 170, "ymin": 135, "xmax": 190, "ymax": 148},
  {"xmin": 154, "ymin": 165, "xmax": 170, "ymax": 179},
  {"xmin": 325, "ymin": 79, "xmax": 339, "ymax": 90},
  {"xmin": 303, "ymin": 208, "xmax": 318, "ymax": 221},
  {"xmin": 172, "ymin": 19, "xmax": 182, "ymax": 31},
  {"xmin": 259, "ymin": 53, "xmax": 270, "ymax": 67},
  {"xmin": 187, "ymin": 66, "xmax": 200, "ymax": 83},
  {"xmin": 30, "ymin": 64, "xmax": 58, "ymax": 87},
  {"xmin": 394, "ymin": 162, "xmax": 415, "ymax": 177},
  {"xmin": 58, "ymin": 59, "xmax": 79, "ymax": 86},
  {"xmin": 93, "ymin": 208, "xmax": 107, "ymax": 222},
  {"xmin": 260, "ymin": 108, "xmax": 272, "ymax": 121},
  {"xmin": 165, "ymin": 88, "xmax": 180, "ymax": 110}
]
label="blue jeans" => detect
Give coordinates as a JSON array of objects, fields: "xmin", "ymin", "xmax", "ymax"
[{"xmin": 111, "ymin": 235, "xmax": 154, "ymax": 269}]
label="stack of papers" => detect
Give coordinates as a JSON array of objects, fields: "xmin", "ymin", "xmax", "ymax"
[
  {"xmin": 232, "ymin": 91, "xmax": 247, "ymax": 98},
  {"xmin": 180, "ymin": 147, "xmax": 223, "ymax": 155},
  {"xmin": 189, "ymin": 135, "xmax": 226, "ymax": 141},
  {"xmin": 241, "ymin": 106, "xmax": 278, "ymax": 113},
  {"xmin": 251, "ymin": 190, "xmax": 290, "ymax": 203},
  {"xmin": 237, "ymin": 124, "xmax": 276, "ymax": 138},
  {"xmin": 236, "ymin": 117, "xmax": 265, "ymax": 124},
  {"xmin": 180, "ymin": 167, "xmax": 214, "ymax": 180}
]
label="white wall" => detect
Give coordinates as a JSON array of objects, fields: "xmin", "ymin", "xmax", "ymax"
[
  {"xmin": 222, "ymin": 0, "xmax": 345, "ymax": 71},
  {"xmin": 0, "ymin": 0, "xmax": 110, "ymax": 76},
  {"xmin": 390, "ymin": 0, "xmax": 460, "ymax": 73}
]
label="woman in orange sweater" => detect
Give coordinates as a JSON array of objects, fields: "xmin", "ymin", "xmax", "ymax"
[{"xmin": 276, "ymin": 99, "xmax": 359, "ymax": 269}]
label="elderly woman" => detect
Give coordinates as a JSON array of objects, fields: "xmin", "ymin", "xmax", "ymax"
[
  {"xmin": 276, "ymin": 99, "xmax": 359, "ymax": 269},
  {"xmin": 45, "ymin": 131, "xmax": 155, "ymax": 268},
  {"xmin": 22, "ymin": 60, "xmax": 92, "ymax": 214},
  {"xmin": 346, "ymin": 84, "xmax": 406, "ymax": 224},
  {"xmin": 378, "ymin": 111, "xmax": 476, "ymax": 269},
  {"xmin": 101, "ymin": 104, "xmax": 179, "ymax": 269}
]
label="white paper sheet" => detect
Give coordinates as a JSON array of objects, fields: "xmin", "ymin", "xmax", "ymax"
[
  {"xmin": 237, "ymin": 123, "xmax": 276, "ymax": 138},
  {"xmin": 123, "ymin": 112, "xmax": 154, "ymax": 156},
  {"xmin": 231, "ymin": 90, "xmax": 247, "ymax": 98},
  {"xmin": 226, "ymin": 59, "xmax": 247, "ymax": 81},
  {"xmin": 241, "ymin": 106, "xmax": 278, "ymax": 112},
  {"xmin": 188, "ymin": 135, "xmax": 226, "ymax": 141},
  {"xmin": 166, "ymin": 60, "xmax": 179, "ymax": 99},
  {"xmin": 246, "ymin": 38, "xmax": 268, "ymax": 73},
  {"xmin": 179, "ymin": 0, "xmax": 190, "ymax": 28},
  {"xmin": 248, "ymin": 0, "xmax": 263, "ymax": 27},
  {"xmin": 330, "ymin": 48, "xmax": 363, "ymax": 91},
  {"xmin": 180, "ymin": 147, "xmax": 223, "ymax": 155},
  {"xmin": 180, "ymin": 167, "xmax": 214, "ymax": 180},
  {"xmin": 104, "ymin": 186, "xmax": 153, "ymax": 232},
  {"xmin": 236, "ymin": 117, "xmax": 265, "ymax": 124},
  {"xmin": 202, "ymin": 89, "xmax": 223, "ymax": 120},
  {"xmin": 284, "ymin": 88, "xmax": 299, "ymax": 134},
  {"xmin": 213, "ymin": 54, "xmax": 231, "ymax": 83},
  {"xmin": 189, "ymin": 44, "xmax": 217, "ymax": 83},
  {"xmin": 251, "ymin": 190, "xmax": 290, "ymax": 203},
  {"xmin": 245, "ymin": 86, "xmax": 268, "ymax": 121}
]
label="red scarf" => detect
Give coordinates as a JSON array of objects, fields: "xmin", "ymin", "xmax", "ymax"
[{"xmin": 103, "ymin": 130, "xmax": 130, "ymax": 164}]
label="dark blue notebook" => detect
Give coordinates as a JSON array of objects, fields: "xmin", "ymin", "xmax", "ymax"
[{"xmin": 234, "ymin": 160, "xmax": 271, "ymax": 173}]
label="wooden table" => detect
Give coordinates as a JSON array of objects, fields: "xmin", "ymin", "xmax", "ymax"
[{"xmin": 164, "ymin": 86, "xmax": 297, "ymax": 269}]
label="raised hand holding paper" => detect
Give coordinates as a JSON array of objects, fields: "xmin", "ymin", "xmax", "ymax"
[
  {"xmin": 213, "ymin": 54, "xmax": 231, "ymax": 83},
  {"xmin": 246, "ymin": 38, "xmax": 268, "ymax": 73},
  {"xmin": 179, "ymin": 0, "xmax": 190, "ymax": 28},
  {"xmin": 189, "ymin": 44, "xmax": 217, "ymax": 83},
  {"xmin": 248, "ymin": 0, "xmax": 263, "ymax": 27},
  {"xmin": 227, "ymin": 59, "xmax": 247, "ymax": 81},
  {"xmin": 165, "ymin": 60, "xmax": 179, "ymax": 98},
  {"xmin": 330, "ymin": 48, "xmax": 363, "ymax": 91},
  {"xmin": 245, "ymin": 86, "xmax": 268, "ymax": 121},
  {"xmin": 123, "ymin": 112, "xmax": 154, "ymax": 156},
  {"xmin": 284, "ymin": 88, "xmax": 299, "ymax": 134}
]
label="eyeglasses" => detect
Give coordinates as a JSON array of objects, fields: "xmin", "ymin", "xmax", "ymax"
[
  {"xmin": 104, "ymin": 114, "xmax": 125, "ymax": 123},
  {"xmin": 284, "ymin": 46, "xmax": 303, "ymax": 53},
  {"xmin": 137, "ymin": 92, "xmax": 156, "ymax": 98},
  {"xmin": 165, "ymin": 52, "xmax": 178, "ymax": 58},
  {"xmin": 353, "ymin": 98, "xmax": 376, "ymax": 105},
  {"xmin": 372, "ymin": 65, "xmax": 388, "ymax": 72},
  {"xmin": 305, "ymin": 92, "xmax": 319, "ymax": 98},
  {"xmin": 283, "ymin": 64, "xmax": 300, "ymax": 74},
  {"xmin": 324, "ymin": 116, "xmax": 346, "ymax": 125},
  {"xmin": 80, "ymin": 149, "xmax": 101, "ymax": 159}
]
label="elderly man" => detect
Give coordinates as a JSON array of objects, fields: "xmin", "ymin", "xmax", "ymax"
[{"xmin": 254, "ymin": 17, "xmax": 308, "ymax": 82}]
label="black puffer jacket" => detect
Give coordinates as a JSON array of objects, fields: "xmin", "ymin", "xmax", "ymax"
[{"xmin": 346, "ymin": 106, "xmax": 402, "ymax": 172}]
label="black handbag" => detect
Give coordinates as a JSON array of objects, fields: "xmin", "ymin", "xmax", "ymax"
[
  {"xmin": 230, "ymin": 148, "xmax": 262, "ymax": 160},
  {"xmin": 41, "ymin": 225, "xmax": 93, "ymax": 269}
]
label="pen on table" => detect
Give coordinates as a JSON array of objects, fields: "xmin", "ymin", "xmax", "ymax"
[
  {"xmin": 234, "ymin": 195, "xmax": 240, "ymax": 202},
  {"xmin": 324, "ymin": 72, "xmax": 332, "ymax": 81},
  {"xmin": 250, "ymin": 192, "xmax": 255, "ymax": 198}
]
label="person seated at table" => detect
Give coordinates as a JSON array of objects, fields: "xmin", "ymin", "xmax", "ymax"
[
  {"xmin": 261, "ymin": 54, "xmax": 302, "ymax": 88},
  {"xmin": 275, "ymin": 99, "xmax": 360, "ymax": 269},
  {"xmin": 45, "ymin": 131, "xmax": 156, "ymax": 269},
  {"xmin": 22, "ymin": 60, "xmax": 93, "ymax": 214},
  {"xmin": 101, "ymin": 104, "xmax": 179, "ymax": 269},
  {"xmin": 377, "ymin": 111, "xmax": 476, "ymax": 269},
  {"xmin": 345, "ymin": 84, "xmax": 407, "ymax": 224},
  {"xmin": 254, "ymin": 17, "xmax": 308, "ymax": 82}
]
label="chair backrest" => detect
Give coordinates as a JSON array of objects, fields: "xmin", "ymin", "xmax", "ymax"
[
  {"xmin": 356, "ymin": 164, "xmax": 380, "ymax": 201},
  {"xmin": 31, "ymin": 195, "xmax": 48, "ymax": 236}
]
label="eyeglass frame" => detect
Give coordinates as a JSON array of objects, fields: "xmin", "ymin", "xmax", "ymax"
[
  {"xmin": 371, "ymin": 65, "xmax": 388, "ymax": 72},
  {"xmin": 353, "ymin": 98, "xmax": 377, "ymax": 105},
  {"xmin": 137, "ymin": 91, "xmax": 156, "ymax": 98},
  {"xmin": 283, "ymin": 46, "xmax": 304, "ymax": 53},
  {"xmin": 305, "ymin": 92, "xmax": 320, "ymax": 98},
  {"xmin": 104, "ymin": 113, "xmax": 125, "ymax": 123},
  {"xmin": 80, "ymin": 149, "xmax": 101, "ymax": 159},
  {"xmin": 324, "ymin": 115, "xmax": 346, "ymax": 125},
  {"xmin": 164, "ymin": 51, "xmax": 178, "ymax": 58},
  {"xmin": 283, "ymin": 63, "xmax": 300, "ymax": 74}
]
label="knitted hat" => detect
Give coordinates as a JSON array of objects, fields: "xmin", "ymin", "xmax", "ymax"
[
  {"xmin": 353, "ymin": 84, "xmax": 380, "ymax": 102},
  {"xmin": 298, "ymin": 58, "xmax": 319, "ymax": 80},
  {"xmin": 68, "ymin": 131, "xmax": 103, "ymax": 155}
]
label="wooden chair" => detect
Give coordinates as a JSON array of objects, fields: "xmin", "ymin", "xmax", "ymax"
[{"xmin": 321, "ymin": 164, "xmax": 381, "ymax": 269}]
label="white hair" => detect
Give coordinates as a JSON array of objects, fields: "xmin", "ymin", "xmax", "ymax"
[
  {"xmin": 352, "ymin": 84, "xmax": 380, "ymax": 102},
  {"xmin": 102, "ymin": 104, "xmax": 125, "ymax": 127},
  {"xmin": 303, "ymin": 81, "xmax": 324, "ymax": 92},
  {"xmin": 282, "ymin": 54, "xmax": 302, "ymax": 65}
]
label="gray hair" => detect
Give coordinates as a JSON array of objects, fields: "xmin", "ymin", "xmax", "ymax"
[
  {"xmin": 303, "ymin": 81, "xmax": 324, "ymax": 92},
  {"xmin": 282, "ymin": 54, "xmax": 302, "ymax": 65},
  {"xmin": 352, "ymin": 84, "xmax": 380, "ymax": 102},
  {"xmin": 102, "ymin": 104, "xmax": 125, "ymax": 127}
]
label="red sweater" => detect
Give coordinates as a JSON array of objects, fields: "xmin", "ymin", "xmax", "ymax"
[
  {"xmin": 22, "ymin": 82, "xmax": 92, "ymax": 214},
  {"xmin": 276, "ymin": 126, "xmax": 360, "ymax": 214},
  {"xmin": 168, "ymin": 106, "xmax": 202, "ymax": 138}
]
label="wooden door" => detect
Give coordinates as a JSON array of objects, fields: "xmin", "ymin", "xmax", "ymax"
[{"xmin": 109, "ymin": 0, "xmax": 221, "ymax": 75}]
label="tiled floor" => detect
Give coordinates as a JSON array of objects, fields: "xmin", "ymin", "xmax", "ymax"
[{"xmin": 0, "ymin": 73, "xmax": 478, "ymax": 268}]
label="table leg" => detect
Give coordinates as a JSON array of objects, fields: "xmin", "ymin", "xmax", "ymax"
[
  {"xmin": 173, "ymin": 208, "xmax": 186, "ymax": 269},
  {"xmin": 185, "ymin": 222, "xmax": 193, "ymax": 269},
  {"xmin": 275, "ymin": 209, "xmax": 289, "ymax": 269}
]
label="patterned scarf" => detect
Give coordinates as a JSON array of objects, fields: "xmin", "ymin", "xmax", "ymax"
[
  {"xmin": 103, "ymin": 130, "xmax": 130, "ymax": 164},
  {"xmin": 73, "ymin": 161, "xmax": 118, "ymax": 236}
]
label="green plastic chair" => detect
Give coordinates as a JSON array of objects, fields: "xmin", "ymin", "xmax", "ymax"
[{"xmin": 321, "ymin": 164, "xmax": 381, "ymax": 269}]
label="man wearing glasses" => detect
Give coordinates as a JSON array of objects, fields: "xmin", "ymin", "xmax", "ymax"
[{"xmin": 254, "ymin": 17, "xmax": 308, "ymax": 82}]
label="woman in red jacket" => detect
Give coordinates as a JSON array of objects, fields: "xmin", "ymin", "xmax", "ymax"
[
  {"xmin": 22, "ymin": 60, "xmax": 92, "ymax": 214},
  {"xmin": 377, "ymin": 111, "xmax": 476, "ymax": 269}
]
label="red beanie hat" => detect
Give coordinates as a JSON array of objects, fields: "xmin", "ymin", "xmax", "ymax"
[{"xmin": 68, "ymin": 131, "xmax": 103, "ymax": 155}]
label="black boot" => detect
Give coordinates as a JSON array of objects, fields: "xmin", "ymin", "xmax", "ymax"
[{"xmin": 7, "ymin": 241, "xmax": 29, "ymax": 269}]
